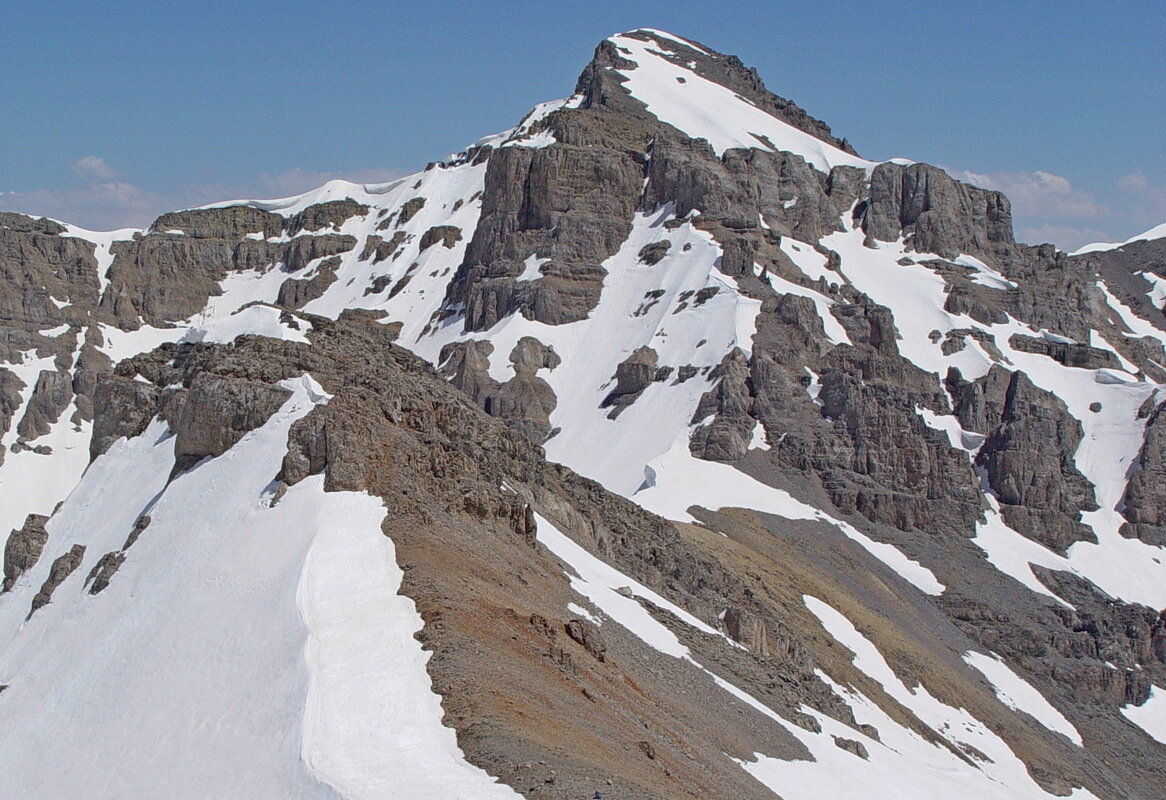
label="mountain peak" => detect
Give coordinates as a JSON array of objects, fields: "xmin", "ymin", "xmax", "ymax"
[
  {"xmin": 577, "ymin": 28, "xmax": 860, "ymax": 166},
  {"xmin": 1, "ymin": 26, "xmax": 1165, "ymax": 800}
]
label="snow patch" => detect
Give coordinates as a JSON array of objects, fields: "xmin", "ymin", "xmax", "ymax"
[
  {"xmin": 609, "ymin": 32, "xmax": 872, "ymax": 172},
  {"xmin": 963, "ymin": 651, "xmax": 1082, "ymax": 746},
  {"xmin": 1121, "ymin": 685, "xmax": 1166, "ymax": 745},
  {"xmin": 634, "ymin": 435, "xmax": 944, "ymax": 595}
]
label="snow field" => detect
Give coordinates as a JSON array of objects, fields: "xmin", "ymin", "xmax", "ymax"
[{"xmin": 0, "ymin": 375, "xmax": 515, "ymax": 798}]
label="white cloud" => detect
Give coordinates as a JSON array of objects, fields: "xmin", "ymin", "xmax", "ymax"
[
  {"xmin": 950, "ymin": 168, "xmax": 1106, "ymax": 219},
  {"xmin": 0, "ymin": 166, "xmax": 411, "ymax": 231},
  {"xmin": 1119, "ymin": 171, "xmax": 1149, "ymax": 193},
  {"xmin": 1114, "ymin": 171, "xmax": 1166, "ymax": 226},
  {"xmin": 69, "ymin": 155, "xmax": 118, "ymax": 180}
]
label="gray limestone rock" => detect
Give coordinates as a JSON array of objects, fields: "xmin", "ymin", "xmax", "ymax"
[
  {"xmin": 15, "ymin": 369, "xmax": 73, "ymax": 440},
  {"xmin": 1008, "ymin": 334, "xmax": 1120, "ymax": 370},
  {"xmin": 0, "ymin": 367, "xmax": 26, "ymax": 463},
  {"xmin": 437, "ymin": 338, "xmax": 559, "ymax": 442},
  {"xmin": 0, "ymin": 214, "xmax": 100, "ymax": 360},
  {"xmin": 614, "ymin": 346, "xmax": 659, "ymax": 397},
  {"xmin": 1121, "ymin": 400, "xmax": 1166, "ymax": 545},
  {"xmin": 171, "ymin": 373, "xmax": 292, "ymax": 472},
  {"xmin": 832, "ymin": 736, "xmax": 869, "ymax": 760},
  {"xmin": 419, "ymin": 225, "xmax": 463, "ymax": 250},
  {"xmin": 491, "ymin": 374, "xmax": 558, "ymax": 443},
  {"xmin": 276, "ymin": 256, "xmax": 341, "ymax": 309},
  {"xmin": 360, "ymin": 230, "xmax": 406, "ymax": 263},
  {"xmin": 0, "ymin": 212, "xmax": 67, "ymax": 236},
  {"xmin": 439, "ymin": 340, "xmax": 501, "ymax": 408},
  {"xmin": 689, "ymin": 349, "xmax": 754, "ymax": 461},
  {"xmin": 973, "ymin": 369, "xmax": 1099, "ymax": 553},
  {"xmin": 509, "ymin": 336, "xmax": 561, "ymax": 375},
  {"xmin": 863, "ymin": 162, "xmax": 1013, "ymax": 260},
  {"xmin": 150, "ymin": 206, "xmax": 285, "ymax": 240},
  {"xmin": 90, "ymin": 375, "xmax": 162, "ymax": 459},
  {"xmin": 85, "ymin": 551, "xmax": 125, "ymax": 595},
  {"xmin": 447, "ymin": 141, "xmax": 643, "ymax": 330},
  {"xmin": 287, "ymin": 200, "xmax": 369, "ymax": 235},
  {"xmin": 943, "ymin": 284, "xmax": 1009, "ymax": 325},
  {"xmin": 637, "ymin": 240, "xmax": 671, "ymax": 265},
  {"xmin": 98, "ymin": 230, "xmax": 354, "ymax": 329},
  {"xmin": 396, "ymin": 197, "xmax": 426, "ymax": 227},
  {"xmin": 564, "ymin": 618, "xmax": 607, "ymax": 662},
  {"xmin": 29, "ymin": 543, "xmax": 85, "ymax": 615},
  {"xmin": 3, "ymin": 514, "xmax": 50, "ymax": 592}
]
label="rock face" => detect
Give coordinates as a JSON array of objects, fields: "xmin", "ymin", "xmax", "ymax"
[
  {"xmin": 152, "ymin": 206, "xmax": 285, "ymax": 240},
  {"xmin": 1123, "ymin": 400, "xmax": 1166, "ymax": 545},
  {"xmin": 2, "ymin": 514, "xmax": 50, "ymax": 592},
  {"xmin": 99, "ymin": 229, "xmax": 356, "ymax": 329},
  {"xmin": 0, "ymin": 368, "xmax": 24, "ymax": 462},
  {"xmin": 1008, "ymin": 333, "xmax": 1120, "ymax": 370},
  {"xmin": 863, "ymin": 162, "xmax": 1014, "ymax": 259},
  {"xmin": 29, "ymin": 543, "xmax": 85, "ymax": 615},
  {"xmin": 418, "ymin": 225, "xmax": 462, "ymax": 250},
  {"xmin": 90, "ymin": 374, "xmax": 162, "ymax": 459},
  {"xmin": 171, "ymin": 373, "xmax": 292, "ymax": 471},
  {"xmin": 964, "ymin": 368, "xmax": 1098, "ymax": 553},
  {"xmin": 447, "ymin": 143, "xmax": 645, "ymax": 330},
  {"xmin": 276, "ymin": 256, "xmax": 340, "ymax": 309},
  {"xmin": 79, "ymin": 203, "xmax": 362, "ymax": 332},
  {"xmin": 15, "ymin": 369, "xmax": 73, "ymax": 440},
  {"xmin": 438, "ymin": 336, "xmax": 560, "ymax": 442},
  {"xmin": 690, "ymin": 349, "xmax": 754, "ymax": 460},
  {"xmin": 0, "ymin": 213, "xmax": 99, "ymax": 366}
]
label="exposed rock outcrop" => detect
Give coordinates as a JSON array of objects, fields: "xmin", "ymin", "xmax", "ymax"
[
  {"xmin": 3, "ymin": 513, "xmax": 50, "ymax": 592},
  {"xmin": 437, "ymin": 336, "xmax": 559, "ymax": 442},
  {"xmin": 969, "ymin": 368, "xmax": 1099, "ymax": 552},
  {"xmin": 15, "ymin": 369, "xmax": 73, "ymax": 440},
  {"xmin": 1008, "ymin": 334, "xmax": 1120, "ymax": 370},
  {"xmin": 1122, "ymin": 400, "xmax": 1166, "ymax": 545},
  {"xmin": 171, "ymin": 373, "xmax": 292, "ymax": 471},
  {"xmin": 29, "ymin": 543, "xmax": 85, "ymax": 615},
  {"xmin": 862, "ymin": 162, "xmax": 1014, "ymax": 260},
  {"xmin": 446, "ymin": 132, "xmax": 646, "ymax": 331}
]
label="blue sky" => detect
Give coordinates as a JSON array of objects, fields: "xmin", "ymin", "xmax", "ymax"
[{"xmin": 1, "ymin": 0, "xmax": 1162, "ymax": 249}]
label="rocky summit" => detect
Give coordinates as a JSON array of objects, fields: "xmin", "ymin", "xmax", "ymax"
[{"xmin": 1, "ymin": 28, "xmax": 1165, "ymax": 800}]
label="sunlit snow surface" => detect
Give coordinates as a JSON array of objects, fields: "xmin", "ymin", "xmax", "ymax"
[
  {"xmin": 1071, "ymin": 222, "xmax": 1166, "ymax": 255},
  {"xmin": 816, "ymin": 216, "xmax": 1166, "ymax": 609},
  {"xmin": 962, "ymin": 651, "xmax": 1082, "ymax": 746},
  {"xmin": 0, "ymin": 377, "xmax": 515, "ymax": 799},
  {"xmin": 608, "ymin": 31, "xmax": 873, "ymax": 172},
  {"xmin": 1122, "ymin": 685, "xmax": 1166, "ymax": 745}
]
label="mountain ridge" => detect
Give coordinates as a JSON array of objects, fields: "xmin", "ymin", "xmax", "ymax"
[{"xmin": 0, "ymin": 28, "xmax": 1165, "ymax": 800}]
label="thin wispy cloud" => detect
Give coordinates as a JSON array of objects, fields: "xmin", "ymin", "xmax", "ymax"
[
  {"xmin": 943, "ymin": 166, "xmax": 1166, "ymax": 251},
  {"xmin": 69, "ymin": 155, "xmax": 118, "ymax": 181},
  {"xmin": 951, "ymin": 169, "xmax": 1106, "ymax": 220},
  {"xmin": 0, "ymin": 164, "xmax": 412, "ymax": 231}
]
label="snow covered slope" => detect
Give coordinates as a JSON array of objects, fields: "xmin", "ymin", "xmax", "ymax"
[{"xmin": 1072, "ymin": 222, "xmax": 1166, "ymax": 255}]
